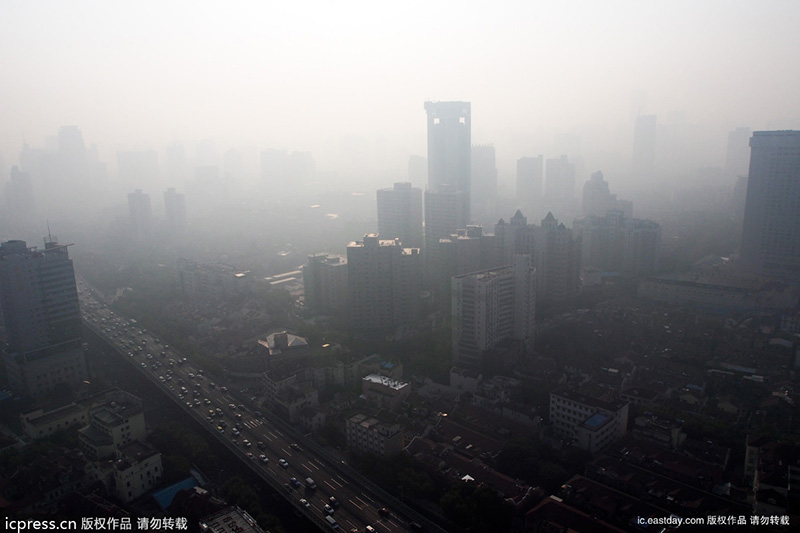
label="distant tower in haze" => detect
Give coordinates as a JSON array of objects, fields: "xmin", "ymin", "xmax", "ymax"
[
  {"xmin": 128, "ymin": 189, "xmax": 152, "ymax": 242},
  {"xmin": 633, "ymin": 115, "xmax": 657, "ymax": 182},
  {"xmin": 425, "ymin": 101, "xmax": 471, "ymax": 217},
  {"xmin": 516, "ymin": 155, "xmax": 543, "ymax": 219},
  {"xmin": 164, "ymin": 187, "xmax": 186, "ymax": 236},
  {"xmin": 377, "ymin": 182, "xmax": 423, "ymax": 248},
  {"xmin": 0, "ymin": 238, "xmax": 87, "ymax": 397},
  {"xmin": 740, "ymin": 131, "xmax": 800, "ymax": 281}
]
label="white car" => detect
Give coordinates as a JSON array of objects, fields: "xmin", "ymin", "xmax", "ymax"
[{"xmin": 278, "ymin": 459, "xmax": 289, "ymax": 469}]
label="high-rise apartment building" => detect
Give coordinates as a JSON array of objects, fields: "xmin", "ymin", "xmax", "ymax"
[
  {"xmin": 425, "ymin": 101, "xmax": 471, "ymax": 215},
  {"xmin": 494, "ymin": 210, "xmax": 536, "ymax": 267},
  {"xmin": 347, "ymin": 235, "xmax": 421, "ymax": 332},
  {"xmin": 163, "ymin": 187, "xmax": 186, "ymax": 236},
  {"xmin": 740, "ymin": 131, "xmax": 800, "ymax": 281},
  {"xmin": 451, "ymin": 254, "xmax": 535, "ymax": 371},
  {"xmin": 376, "ymin": 182, "xmax": 423, "ymax": 248},
  {"xmin": 304, "ymin": 253, "xmax": 348, "ymax": 314},
  {"xmin": 581, "ymin": 171, "xmax": 633, "ymax": 218},
  {"xmin": 535, "ymin": 213, "xmax": 581, "ymax": 304},
  {"xmin": 127, "ymin": 189, "xmax": 152, "ymax": 242},
  {"xmin": 0, "ymin": 238, "xmax": 87, "ymax": 397}
]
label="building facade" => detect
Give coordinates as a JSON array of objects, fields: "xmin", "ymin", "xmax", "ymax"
[
  {"xmin": 304, "ymin": 253, "xmax": 348, "ymax": 313},
  {"xmin": 451, "ymin": 254, "xmax": 536, "ymax": 371},
  {"xmin": 377, "ymin": 182, "xmax": 423, "ymax": 248},
  {"xmin": 347, "ymin": 234, "xmax": 421, "ymax": 332},
  {"xmin": 740, "ymin": 131, "xmax": 800, "ymax": 282},
  {"xmin": 0, "ymin": 238, "xmax": 87, "ymax": 398},
  {"xmin": 425, "ymin": 101, "xmax": 471, "ymax": 215},
  {"xmin": 550, "ymin": 389, "xmax": 629, "ymax": 454}
]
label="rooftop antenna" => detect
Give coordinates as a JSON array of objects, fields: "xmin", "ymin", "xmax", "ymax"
[{"xmin": 46, "ymin": 220, "xmax": 53, "ymax": 245}]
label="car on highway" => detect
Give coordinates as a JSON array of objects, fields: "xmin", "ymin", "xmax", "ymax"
[
  {"xmin": 289, "ymin": 477, "xmax": 301, "ymax": 489},
  {"xmin": 328, "ymin": 496, "xmax": 340, "ymax": 508},
  {"xmin": 259, "ymin": 454, "xmax": 268, "ymax": 464},
  {"xmin": 278, "ymin": 458, "xmax": 289, "ymax": 469},
  {"xmin": 299, "ymin": 498, "xmax": 310, "ymax": 509},
  {"xmin": 378, "ymin": 507, "xmax": 390, "ymax": 518},
  {"xmin": 323, "ymin": 504, "xmax": 335, "ymax": 515}
]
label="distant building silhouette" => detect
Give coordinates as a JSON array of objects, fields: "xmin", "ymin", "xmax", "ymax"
[
  {"xmin": 535, "ymin": 213, "xmax": 581, "ymax": 304},
  {"xmin": 377, "ymin": 182, "xmax": 423, "ymax": 248},
  {"xmin": 740, "ymin": 131, "xmax": 800, "ymax": 281},
  {"xmin": 425, "ymin": 101, "xmax": 471, "ymax": 217},
  {"xmin": 516, "ymin": 155, "xmax": 544, "ymax": 220},
  {"xmin": 581, "ymin": 171, "xmax": 633, "ymax": 218},
  {"xmin": 127, "ymin": 189, "xmax": 152, "ymax": 242},
  {"xmin": 163, "ymin": 187, "xmax": 186, "ymax": 236},
  {"xmin": 544, "ymin": 155, "xmax": 576, "ymax": 219}
]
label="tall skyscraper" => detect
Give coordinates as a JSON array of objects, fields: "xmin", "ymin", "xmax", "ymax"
[
  {"xmin": 544, "ymin": 155, "xmax": 577, "ymax": 219},
  {"xmin": 127, "ymin": 189, "xmax": 152, "ymax": 242},
  {"xmin": 0, "ymin": 238, "xmax": 87, "ymax": 397},
  {"xmin": 163, "ymin": 187, "xmax": 186, "ymax": 236},
  {"xmin": 451, "ymin": 254, "xmax": 535, "ymax": 371},
  {"xmin": 425, "ymin": 101, "xmax": 471, "ymax": 217},
  {"xmin": 516, "ymin": 155, "xmax": 544, "ymax": 220},
  {"xmin": 740, "ymin": 131, "xmax": 800, "ymax": 281},
  {"xmin": 377, "ymin": 182, "xmax": 423, "ymax": 248},
  {"xmin": 581, "ymin": 171, "xmax": 633, "ymax": 218},
  {"xmin": 347, "ymin": 234, "xmax": 421, "ymax": 332}
]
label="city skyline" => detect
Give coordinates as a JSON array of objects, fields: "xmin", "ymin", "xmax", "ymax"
[{"xmin": 1, "ymin": 2, "xmax": 800, "ymax": 191}]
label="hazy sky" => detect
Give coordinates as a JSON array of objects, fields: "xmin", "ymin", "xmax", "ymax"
[{"xmin": 2, "ymin": 0, "xmax": 799, "ymax": 178}]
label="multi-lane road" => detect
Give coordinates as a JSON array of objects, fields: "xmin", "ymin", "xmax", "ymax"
[{"xmin": 77, "ymin": 279, "xmax": 441, "ymax": 533}]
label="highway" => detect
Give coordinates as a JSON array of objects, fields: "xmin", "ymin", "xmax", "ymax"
[{"xmin": 77, "ymin": 278, "xmax": 442, "ymax": 533}]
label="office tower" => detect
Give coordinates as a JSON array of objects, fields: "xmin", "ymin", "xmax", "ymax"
[
  {"xmin": 163, "ymin": 187, "xmax": 186, "ymax": 236},
  {"xmin": 516, "ymin": 155, "xmax": 544, "ymax": 220},
  {"xmin": 471, "ymin": 144, "xmax": 498, "ymax": 210},
  {"xmin": 127, "ymin": 189, "xmax": 152, "ymax": 242},
  {"xmin": 633, "ymin": 115, "xmax": 657, "ymax": 181},
  {"xmin": 740, "ymin": 131, "xmax": 800, "ymax": 281},
  {"xmin": 347, "ymin": 234, "xmax": 421, "ymax": 332},
  {"xmin": 377, "ymin": 182, "xmax": 423, "ymax": 248},
  {"xmin": 0, "ymin": 238, "xmax": 87, "ymax": 397},
  {"xmin": 544, "ymin": 155, "xmax": 576, "ymax": 219},
  {"xmin": 451, "ymin": 254, "xmax": 535, "ymax": 371},
  {"xmin": 423, "ymin": 187, "xmax": 468, "ymax": 299},
  {"xmin": 535, "ymin": 213, "xmax": 581, "ymax": 304},
  {"xmin": 581, "ymin": 171, "xmax": 633, "ymax": 218},
  {"xmin": 304, "ymin": 253, "xmax": 348, "ymax": 314},
  {"xmin": 117, "ymin": 150, "xmax": 159, "ymax": 191},
  {"xmin": 425, "ymin": 101, "xmax": 471, "ymax": 217}
]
